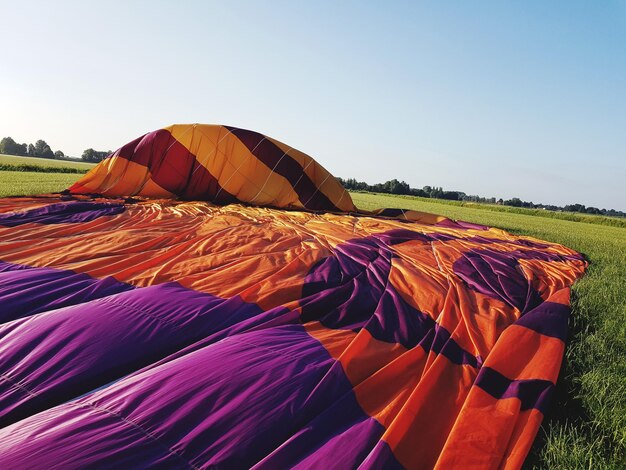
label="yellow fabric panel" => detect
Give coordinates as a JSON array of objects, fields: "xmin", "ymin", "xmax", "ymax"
[
  {"xmin": 72, "ymin": 157, "xmax": 152, "ymax": 196},
  {"xmin": 268, "ymin": 136, "xmax": 356, "ymax": 212},
  {"xmin": 167, "ymin": 124, "xmax": 305, "ymax": 208},
  {"xmin": 136, "ymin": 179, "xmax": 175, "ymax": 199}
]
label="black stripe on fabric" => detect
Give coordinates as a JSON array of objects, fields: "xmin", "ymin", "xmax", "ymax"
[
  {"xmin": 224, "ymin": 126, "xmax": 340, "ymax": 211},
  {"xmin": 475, "ymin": 367, "xmax": 554, "ymax": 413}
]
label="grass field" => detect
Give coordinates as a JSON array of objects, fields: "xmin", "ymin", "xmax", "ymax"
[
  {"xmin": 0, "ymin": 168, "xmax": 623, "ymax": 468},
  {"xmin": 0, "ymin": 154, "xmax": 93, "ymax": 196},
  {"xmin": 352, "ymin": 191, "xmax": 626, "ymax": 229},
  {"xmin": 0, "ymin": 171, "xmax": 84, "ymax": 197}
]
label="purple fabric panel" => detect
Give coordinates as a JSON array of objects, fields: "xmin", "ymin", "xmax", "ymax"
[
  {"xmin": 0, "ymin": 201, "xmax": 125, "ymax": 227},
  {"xmin": 355, "ymin": 227, "xmax": 558, "ymax": 250},
  {"xmin": 264, "ymin": 418, "xmax": 384, "ymax": 470},
  {"xmin": 360, "ymin": 440, "xmax": 405, "ymax": 470},
  {"xmin": 453, "ymin": 247, "xmax": 583, "ymax": 313},
  {"xmin": 254, "ymin": 360, "xmax": 392, "ymax": 469},
  {"xmin": 369, "ymin": 280, "xmax": 437, "ymax": 349},
  {"xmin": 418, "ymin": 322, "xmax": 482, "ymax": 368},
  {"xmin": 375, "ymin": 208, "xmax": 408, "ymax": 218},
  {"xmin": 0, "ymin": 282, "xmax": 276, "ymax": 427},
  {"xmin": 300, "ymin": 232, "xmax": 480, "ymax": 366},
  {"xmin": 112, "ymin": 327, "xmax": 337, "ymax": 467},
  {"xmin": 0, "ymin": 326, "xmax": 378, "ymax": 468},
  {"xmin": 300, "ymin": 237, "xmax": 394, "ymax": 332},
  {"xmin": 506, "ymin": 238, "xmax": 551, "ymax": 249},
  {"xmin": 475, "ymin": 367, "xmax": 554, "ymax": 414},
  {"xmin": 0, "ymin": 403, "xmax": 186, "ymax": 469},
  {"xmin": 0, "ymin": 261, "xmax": 32, "ymax": 273},
  {"xmin": 0, "ymin": 261, "xmax": 133, "ymax": 323},
  {"xmin": 375, "ymin": 228, "xmax": 456, "ymax": 244},
  {"xmin": 435, "ymin": 218, "xmax": 489, "ymax": 231},
  {"xmin": 135, "ymin": 305, "xmax": 301, "ymax": 377},
  {"xmin": 452, "ymin": 249, "xmax": 544, "ymax": 313},
  {"xmin": 514, "ymin": 300, "xmax": 570, "ymax": 342}
]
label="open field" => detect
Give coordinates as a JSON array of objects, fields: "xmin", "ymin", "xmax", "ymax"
[
  {"xmin": 0, "ymin": 154, "xmax": 94, "ymax": 171},
  {"xmin": 0, "ymin": 171, "xmax": 83, "ymax": 197},
  {"xmin": 352, "ymin": 191, "xmax": 626, "ymax": 469},
  {"xmin": 352, "ymin": 191, "xmax": 626, "ymax": 228},
  {"xmin": 0, "ymin": 167, "xmax": 623, "ymax": 467},
  {"xmin": 0, "ymin": 156, "xmax": 90, "ymax": 196}
]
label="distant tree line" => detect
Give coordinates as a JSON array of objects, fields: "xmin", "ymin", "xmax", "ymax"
[
  {"xmin": 81, "ymin": 148, "xmax": 111, "ymax": 163},
  {"xmin": 339, "ymin": 177, "xmax": 471, "ymax": 200},
  {"xmin": 1, "ymin": 136, "xmax": 111, "ymax": 163},
  {"xmin": 338, "ymin": 177, "xmax": 626, "ymax": 218},
  {"xmin": 0, "ymin": 136, "xmax": 65, "ymax": 159}
]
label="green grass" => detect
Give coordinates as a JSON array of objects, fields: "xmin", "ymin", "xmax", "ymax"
[
  {"xmin": 350, "ymin": 190, "xmax": 626, "ymax": 228},
  {"xmin": 0, "ymin": 155, "xmax": 92, "ymax": 196},
  {"xmin": 0, "ymin": 163, "xmax": 89, "ymax": 174},
  {"xmin": 0, "ymin": 154, "xmax": 95, "ymax": 170},
  {"xmin": 351, "ymin": 191, "xmax": 626, "ymax": 469},
  {"xmin": 0, "ymin": 171, "xmax": 84, "ymax": 197}
]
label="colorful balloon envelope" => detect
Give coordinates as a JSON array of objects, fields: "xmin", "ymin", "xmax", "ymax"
[{"xmin": 0, "ymin": 125, "xmax": 586, "ymax": 469}]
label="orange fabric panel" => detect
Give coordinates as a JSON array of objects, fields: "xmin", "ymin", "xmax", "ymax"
[
  {"xmin": 499, "ymin": 409, "xmax": 545, "ymax": 470},
  {"xmin": 434, "ymin": 388, "xmax": 542, "ymax": 469},
  {"xmin": 71, "ymin": 157, "xmax": 155, "ymax": 196},
  {"xmin": 0, "ymin": 198, "xmax": 52, "ymax": 214},
  {"xmin": 337, "ymin": 328, "xmax": 408, "ymax": 387},
  {"xmin": 520, "ymin": 258, "xmax": 587, "ymax": 301},
  {"xmin": 486, "ymin": 325, "xmax": 565, "ymax": 381},
  {"xmin": 382, "ymin": 358, "xmax": 478, "ymax": 468},
  {"xmin": 304, "ymin": 321, "xmax": 358, "ymax": 360}
]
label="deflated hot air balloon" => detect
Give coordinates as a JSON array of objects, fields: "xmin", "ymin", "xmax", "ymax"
[
  {"xmin": 70, "ymin": 124, "xmax": 356, "ymax": 212},
  {"xmin": 0, "ymin": 124, "xmax": 586, "ymax": 469}
]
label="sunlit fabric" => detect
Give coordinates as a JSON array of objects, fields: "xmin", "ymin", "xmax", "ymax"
[
  {"xmin": 69, "ymin": 124, "xmax": 355, "ymax": 212},
  {"xmin": 0, "ymin": 126, "xmax": 586, "ymax": 469}
]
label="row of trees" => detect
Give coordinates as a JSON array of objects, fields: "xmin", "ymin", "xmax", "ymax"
[
  {"xmin": 338, "ymin": 177, "xmax": 626, "ymax": 218},
  {"xmin": 339, "ymin": 178, "xmax": 465, "ymax": 201},
  {"xmin": 81, "ymin": 148, "xmax": 111, "ymax": 163},
  {"xmin": 1, "ymin": 136, "xmax": 111, "ymax": 163},
  {"xmin": 0, "ymin": 136, "xmax": 65, "ymax": 159}
]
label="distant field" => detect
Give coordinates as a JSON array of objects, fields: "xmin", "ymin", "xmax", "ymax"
[
  {"xmin": 352, "ymin": 190, "xmax": 626, "ymax": 228},
  {"xmin": 0, "ymin": 154, "xmax": 94, "ymax": 170},
  {"xmin": 0, "ymin": 171, "xmax": 83, "ymax": 197},
  {"xmin": 352, "ymin": 191, "xmax": 625, "ymax": 468},
  {"xmin": 0, "ymin": 154, "xmax": 92, "ymax": 196}
]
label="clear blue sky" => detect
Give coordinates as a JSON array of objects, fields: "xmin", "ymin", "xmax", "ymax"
[{"xmin": 1, "ymin": 1, "xmax": 625, "ymax": 210}]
